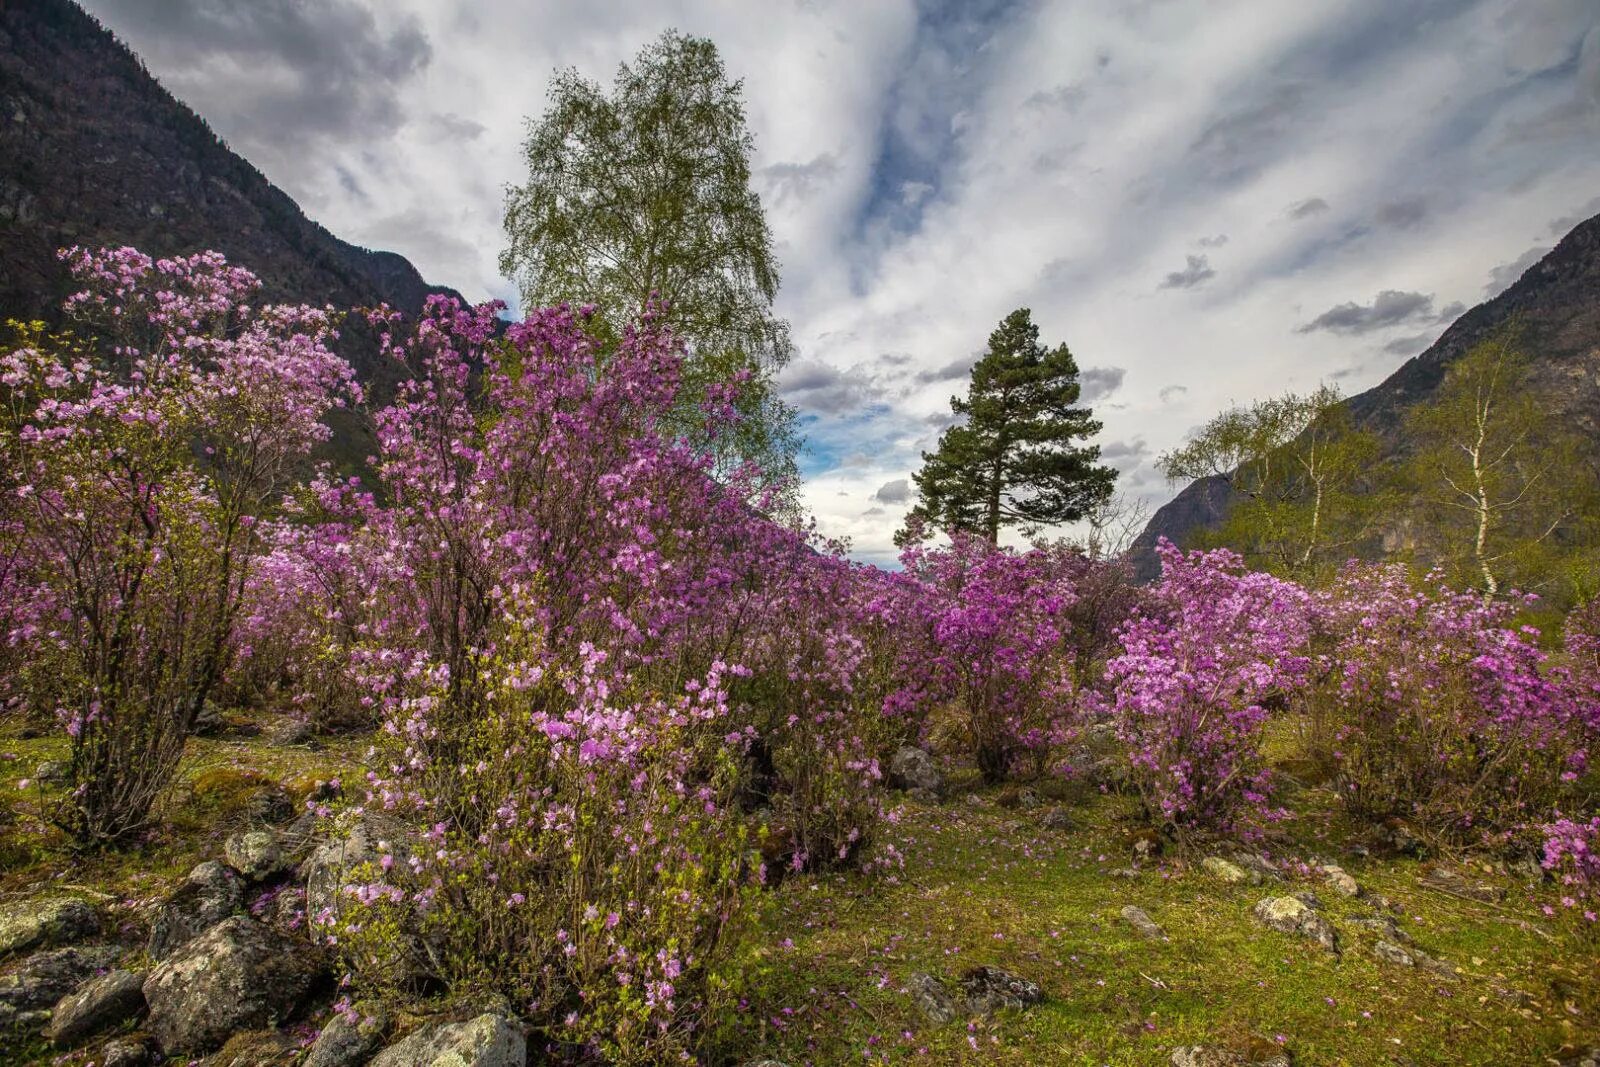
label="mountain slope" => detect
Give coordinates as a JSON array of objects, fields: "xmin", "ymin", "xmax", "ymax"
[
  {"xmin": 0, "ymin": 0, "xmax": 461, "ymax": 357},
  {"xmin": 1133, "ymin": 210, "xmax": 1600, "ymax": 576}
]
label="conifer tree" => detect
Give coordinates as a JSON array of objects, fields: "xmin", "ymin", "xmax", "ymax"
[{"xmin": 903, "ymin": 308, "xmax": 1116, "ymax": 543}]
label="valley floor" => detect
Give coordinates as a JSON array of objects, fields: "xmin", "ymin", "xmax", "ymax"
[{"xmin": 2, "ymin": 720, "xmax": 1597, "ymax": 1066}]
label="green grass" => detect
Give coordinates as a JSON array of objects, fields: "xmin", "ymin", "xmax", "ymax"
[
  {"xmin": 726, "ymin": 788, "xmax": 1599, "ymax": 1066},
  {"xmin": 3, "ymin": 719, "xmax": 1596, "ymax": 1066}
]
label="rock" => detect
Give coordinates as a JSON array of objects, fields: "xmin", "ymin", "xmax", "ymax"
[
  {"xmin": 1110, "ymin": 867, "xmax": 1142, "ymax": 879},
  {"xmin": 48, "ymin": 968, "xmax": 146, "ymax": 1048},
  {"xmin": 0, "ymin": 946, "xmax": 122, "ymax": 1011},
  {"xmin": 1016, "ymin": 788, "xmax": 1040, "ymax": 810},
  {"xmin": 1321, "ymin": 865, "xmax": 1361, "ymax": 897},
  {"xmin": 1493, "ymin": 984, "xmax": 1533, "ymax": 1007},
  {"xmin": 210, "ymin": 1028, "xmax": 300, "ymax": 1066},
  {"xmin": 305, "ymin": 1005, "xmax": 391, "ymax": 1067},
  {"xmin": 906, "ymin": 972, "xmax": 959, "ymax": 1025},
  {"xmin": 266, "ymin": 717, "xmax": 314, "ymax": 747},
  {"xmin": 958, "ymin": 966, "xmax": 1042, "ymax": 1014},
  {"xmin": 142, "ymin": 916, "xmax": 320, "ymax": 1055},
  {"xmin": 1413, "ymin": 950, "xmax": 1458, "ymax": 981},
  {"xmin": 304, "ymin": 815, "xmax": 409, "ymax": 925},
  {"xmin": 1171, "ymin": 1047, "xmax": 1291, "ymax": 1067},
  {"xmin": 370, "ymin": 1013, "xmax": 525, "ymax": 1067},
  {"xmin": 1376, "ymin": 820, "xmax": 1425, "ymax": 857},
  {"xmin": 1347, "ymin": 916, "xmax": 1411, "ymax": 945},
  {"xmin": 1202, "ymin": 857, "xmax": 1255, "ymax": 884},
  {"xmin": 906, "ymin": 787, "xmax": 940, "ymax": 804},
  {"xmin": 1371, "ymin": 940, "xmax": 1415, "ymax": 967},
  {"xmin": 1120, "ymin": 904, "xmax": 1166, "ymax": 940},
  {"xmin": 1559, "ymin": 1046, "xmax": 1600, "ymax": 1067},
  {"xmin": 1252, "ymin": 897, "xmax": 1338, "ymax": 954},
  {"xmin": 887, "ymin": 746, "xmax": 943, "ymax": 797},
  {"xmin": 225, "ymin": 830, "xmax": 288, "ymax": 881},
  {"xmin": 1229, "ymin": 853, "xmax": 1283, "ymax": 881},
  {"xmin": 1418, "ymin": 865, "xmax": 1505, "ymax": 903},
  {"xmin": 1131, "ymin": 829, "xmax": 1162, "ymax": 862},
  {"xmin": 246, "ymin": 786, "xmax": 296, "ymax": 827},
  {"xmin": 1041, "ymin": 808, "xmax": 1076, "ymax": 832},
  {"xmin": 1291, "ymin": 890, "xmax": 1323, "ymax": 911},
  {"xmin": 147, "ymin": 861, "xmax": 244, "ymax": 960},
  {"xmin": 34, "ymin": 759, "xmax": 69, "ymax": 783},
  {"xmin": 0, "ymin": 897, "xmax": 99, "ymax": 956},
  {"xmin": 100, "ymin": 1036, "xmax": 158, "ymax": 1067}
]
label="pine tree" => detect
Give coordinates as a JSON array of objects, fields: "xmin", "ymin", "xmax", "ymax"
[{"xmin": 903, "ymin": 308, "xmax": 1116, "ymax": 543}]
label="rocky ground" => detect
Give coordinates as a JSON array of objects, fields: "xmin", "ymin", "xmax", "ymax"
[{"xmin": 1, "ymin": 718, "xmax": 1597, "ymax": 1066}]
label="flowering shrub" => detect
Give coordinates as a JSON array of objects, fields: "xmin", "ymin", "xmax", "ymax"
[
  {"xmin": 1541, "ymin": 815, "xmax": 1600, "ymax": 935},
  {"xmin": 1319, "ymin": 565, "xmax": 1592, "ymax": 846},
  {"xmin": 1106, "ymin": 540, "xmax": 1313, "ymax": 837},
  {"xmin": 893, "ymin": 531, "xmax": 1084, "ymax": 783},
  {"xmin": 0, "ymin": 248, "xmax": 356, "ymax": 843}
]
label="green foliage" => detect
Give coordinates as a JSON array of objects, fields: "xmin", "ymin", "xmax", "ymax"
[
  {"xmin": 1159, "ymin": 384, "xmax": 1382, "ymax": 581},
  {"xmin": 501, "ymin": 30, "xmax": 797, "ymax": 486},
  {"xmin": 1401, "ymin": 327, "xmax": 1600, "ymax": 601},
  {"xmin": 903, "ymin": 309, "xmax": 1116, "ymax": 543}
]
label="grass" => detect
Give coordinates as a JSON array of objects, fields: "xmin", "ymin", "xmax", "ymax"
[{"xmin": 2, "ymin": 718, "xmax": 1597, "ymax": 1066}]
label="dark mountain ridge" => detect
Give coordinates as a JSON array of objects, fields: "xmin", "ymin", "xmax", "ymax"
[
  {"xmin": 0, "ymin": 0, "xmax": 463, "ymax": 360},
  {"xmin": 1133, "ymin": 209, "xmax": 1600, "ymax": 576}
]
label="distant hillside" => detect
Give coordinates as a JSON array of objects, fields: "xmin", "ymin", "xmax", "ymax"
[
  {"xmin": 1133, "ymin": 210, "xmax": 1600, "ymax": 577},
  {"xmin": 0, "ymin": 0, "xmax": 462, "ymax": 382}
]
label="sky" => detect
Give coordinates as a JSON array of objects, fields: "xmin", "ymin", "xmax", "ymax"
[{"xmin": 83, "ymin": 0, "xmax": 1600, "ymax": 565}]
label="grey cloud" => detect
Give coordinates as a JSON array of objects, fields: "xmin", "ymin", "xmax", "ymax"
[
  {"xmin": 1503, "ymin": 23, "xmax": 1600, "ymax": 144},
  {"xmin": 1288, "ymin": 197, "xmax": 1330, "ymax": 219},
  {"xmin": 1079, "ymin": 366, "xmax": 1125, "ymax": 404},
  {"xmin": 762, "ymin": 154, "xmax": 841, "ymax": 206},
  {"xmin": 1484, "ymin": 245, "xmax": 1551, "ymax": 296},
  {"xmin": 1158, "ymin": 384, "xmax": 1188, "ymax": 403},
  {"xmin": 877, "ymin": 352, "xmax": 915, "ymax": 367},
  {"xmin": 1100, "ymin": 438, "xmax": 1148, "ymax": 463},
  {"xmin": 1188, "ymin": 83, "xmax": 1306, "ymax": 183},
  {"xmin": 861, "ymin": 506, "xmax": 886, "ymax": 518},
  {"xmin": 1295, "ymin": 289, "xmax": 1435, "ymax": 335},
  {"xmin": 1549, "ymin": 195, "xmax": 1600, "ymax": 236},
  {"xmin": 1198, "ymin": 234, "xmax": 1229, "ymax": 248},
  {"xmin": 1024, "ymin": 83, "xmax": 1087, "ymax": 112},
  {"xmin": 874, "ymin": 478, "xmax": 911, "ymax": 504},
  {"xmin": 1435, "ymin": 300, "xmax": 1466, "ymax": 322},
  {"xmin": 915, "ymin": 356, "xmax": 974, "ymax": 385},
  {"xmin": 780, "ymin": 360, "xmax": 884, "ymax": 414},
  {"xmin": 1159, "ymin": 254, "xmax": 1215, "ymax": 290},
  {"xmin": 424, "ymin": 113, "xmax": 487, "ymax": 141},
  {"xmin": 86, "ymin": 0, "xmax": 431, "ymax": 143},
  {"xmin": 925, "ymin": 410, "xmax": 963, "ymax": 431},
  {"xmin": 1383, "ymin": 333, "xmax": 1435, "ymax": 357},
  {"xmin": 1375, "ymin": 196, "xmax": 1429, "ymax": 230}
]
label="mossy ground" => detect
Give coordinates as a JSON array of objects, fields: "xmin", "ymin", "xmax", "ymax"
[{"xmin": 2, "ymin": 718, "xmax": 1597, "ymax": 1066}]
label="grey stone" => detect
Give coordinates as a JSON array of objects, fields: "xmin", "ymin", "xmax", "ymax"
[
  {"xmin": 1252, "ymin": 896, "xmax": 1338, "ymax": 954},
  {"xmin": 1371, "ymin": 940, "xmax": 1415, "ymax": 967},
  {"xmin": 266, "ymin": 717, "xmax": 314, "ymax": 747},
  {"xmin": 1229, "ymin": 853, "xmax": 1284, "ymax": 881},
  {"xmin": 0, "ymin": 897, "xmax": 99, "ymax": 956},
  {"xmin": 1321, "ymin": 865, "xmax": 1361, "ymax": 898},
  {"xmin": 959, "ymin": 966, "xmax": 1042, "ymax": 1014},
  {"xmin": 0, "ymin": 946, "xmax": 121, "ymax": 1010},
  {"xmin": 225, "ymin": 830, "xmax": 288, "ymax": 881},
  {"xmin": 1418, "ymin": 865, "xmax": 1505, "ymax": 903},
  {"xmin": 100, "ymin": 1036, "xmax": 158, "ymax": 1067},
  {"xmin": 1413, "ymin": 950, "xmax": 1459, "ymax": 981},
  {"xmin": 142, "ymin": 916, "xmax": 320, "ymax": 1055},
  {"xmin": 1041, "ymin": 808, "xmax": 1076, "ymax": 832},
  {"xmin": 34, "ymin": 759, "xmax": 70, "ymax": 783},
  {"xmin": 147, "ymin": 861, "xmax": 243, "ymax": 960},
  {"xmin": 1120, "ymin": 904, "xmax": 1165, "ymax": 940},
  {"xmin": 48, "ymin": 968, "xmax": 146, "ymax": 1048},
  {"xmin": 1347, "ymin": 916, "xmax": 1411, "ymax": 945},
  {"xmin": 1558, "ymin": 1046, "xmax": 1599, "ymax": 1067},
  {"xmin": 306, "ymin": 1006, "xmax": 391, "ymax": 1067},
  {"xmin": 1201, "ymin": 857, "xmax": 1255, "ymax": 884},
  {"xmin": 304, "ymin": 815, "xmax": 409, "ymax": 925},
  {"xmin": 370, "ymin": 1013, "xmax": 525, "ymax": 1067},
  {"xmin": 1171, "ymin": 1047, "xmax": 1291, "ymax": 1067},
  {"xmin": 887, "ymin": 746, "xmax": 943, "ymax": 797},
  {"xmin": 906, "ymin": 972, "xmax": 958, "ymax": 1025}
]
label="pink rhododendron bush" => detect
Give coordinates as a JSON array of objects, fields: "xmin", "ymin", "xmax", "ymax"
[{"xmin": 4, "ymin": 246, "xmax": 1598, "ymax": 1058}]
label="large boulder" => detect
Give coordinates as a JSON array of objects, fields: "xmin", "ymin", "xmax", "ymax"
[
  {"xmin": 147, "ymin": 861, "xmax": 244, "ymax": 960},
  {"xmin": 225, "ymin": 830, "xmax": 289, "ymax": 881},
  {"xmin": 1120, "ymin": 904, "xmax": 1166, "ymax": 941},
  {"xmin": 886, "ymin": 746, "xmax": 944, "ymax": 798},
  {"xmin": 48, "ymin": 968, "xmax": 146, "ymax": 1048},
  {"xmin": 959, "ymin": 966, "xmax": 1043, "ymax": 1014},
  {"xmin": 370, "ymin": 1013, "xmax": 525, "ymax": 1067},
  {"xmin": 304, "ymin": 815, "xmax": 409, "ymax": 926},
  {"xmin": 0, "ymin": 945, "xmax": 122, "ymax": 1014},
  {"xmin": 1252, "ymin": 897, "xmax": 1338, "ymax": 955},
  {"xmin": 304, "ymin": 1005, "xmax": 391, "ymax": 1067},
  {"xmin": 0, "ymin": 897, "xmax": 99, "ymax": 956},
  {"xmin": 142, "ymin": 916, "xmax": 320, "ymax": 1055}
]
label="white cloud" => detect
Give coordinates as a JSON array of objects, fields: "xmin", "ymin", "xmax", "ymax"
[{"xmin": 81, "ymin": 0, "xmax": 1600, "ymax": 563}]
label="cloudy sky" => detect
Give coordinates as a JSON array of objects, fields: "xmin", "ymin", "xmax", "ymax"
[{"xmin": 84, "ymin": 0, "xmax": 1600, "ymax": 564}]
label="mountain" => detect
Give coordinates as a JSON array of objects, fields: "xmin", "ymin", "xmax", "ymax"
[
  {"xmin": 0, "ymin": 0, "xmax": 462, "ymax": 367},
  {"xmin": 1133, "ymin": 209, "xmax": 1600, "ymax": 576}
]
